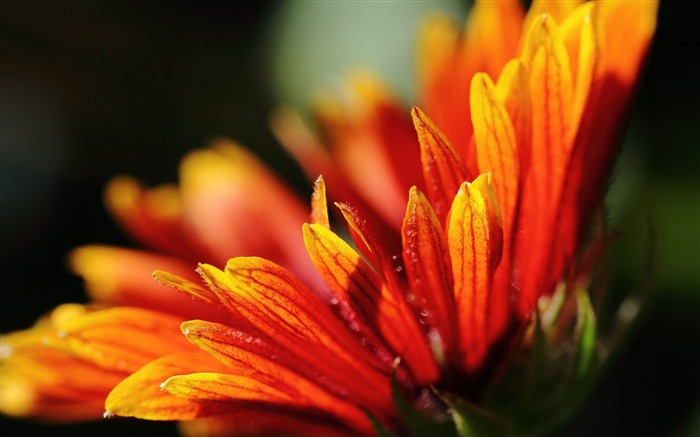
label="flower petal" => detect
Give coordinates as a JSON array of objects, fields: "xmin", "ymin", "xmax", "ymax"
[
  {"xmin": 163, "ymin": 370, "xmax": 371, "ymax": 434},
  {"xmin": 448, "ymin": 175, "xmax": 503, "ymax": 370},
  {"xmin": 56, "ymin": 307, "xmax": 194, "ymax": 373},
  {"xmin": 310, "ymin": 175, "xmax": 330, "ymax": 229},
  {"xmin": 179, "ymin": 140, "xmax": 314, "ymax": 284},
  {"xmin": 495, "ymin": 59, "xmax": 532, "ymax": 176},
  {"xmin": 303, "ymin": 223, "xmax": 439, "ymax": 383},
  {"xmin": 69, "ymin": 245, "xmax": 216, "ymax": 320},
  {"xmin": 470, "ymin": 72, "xmax": 521, "ymax": 342},
  {"xmin": 401, "ymin": 186, "xmax": 458, "ymax": 364},
  {"xmin": 517, "ymin": 12, "xmax": 575, "ymax": 317},
  {"xmin": 104, "ymin": 176, "xmax": 204, "ymax": 260},
  {"xmin": 1, "ymin": 318, "xmax": 125, "ymax": 421},
  {"xmin": 105, "ymin": 352, "xmax": 228, "ymax": 420},
  {"xmin": 419, "ymin": 0, "xmax": 523, "ymax": 171},
  {"xmin": 412, "ymin": 106, "xmax": 470, "ymax": 223},
  {"xmin": 196, "ymin": 257, "xmax": 388, "ymax": 376}
]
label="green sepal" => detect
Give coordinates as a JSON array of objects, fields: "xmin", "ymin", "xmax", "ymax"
[
  {"xmin": 574, "ymin": 288, "xmax": 597, "ymax": 380},
  {"xmin": 437, "ymin": 390, "xmax": 512, "ymax": 437}
]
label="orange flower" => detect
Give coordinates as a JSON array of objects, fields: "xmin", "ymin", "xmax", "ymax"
[{"xmin": 1, "ymin": 0, "xmax": 658, "ymax": 434}]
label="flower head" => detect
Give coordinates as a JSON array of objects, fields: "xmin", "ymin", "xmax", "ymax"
[{"xmin": 1, "ymin": 0, "xmax": 658, "ymax": 434}]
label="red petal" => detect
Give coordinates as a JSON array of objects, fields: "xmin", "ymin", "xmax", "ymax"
[{"xmin": 412, "ymin": 106, "xmax": 471, "ymax": 223}]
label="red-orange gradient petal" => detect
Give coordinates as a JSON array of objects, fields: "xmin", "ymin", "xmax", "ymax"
[
  {"xmin": 517, "ymin": 13, "xmax": 574, "ymax": 317},
  {"xmin": 196, "ymin": 258, "xmax": 389, "ymax": 380},
  {"xmin": 401, "ymin": 187, "xmax": 457, "ymax": 365},
  {"xmin": 412, "ymin": 107, "xmax": 470, "ymax": 223},
  {"xmin": 179, "ymin": 140, "xmax": 315, "ymax": 286},
  {"xmin": 69, "ymin": 245, "xmax": 217, "ymax": 320},
  {"xmin": 104, "ymin": 176, "xmax": 204, "ymax": 261},
  {"xmin": 180, "ymin": 319, "xmax": 392, "ymax": 419},
  {"xmin": 303, "ymin": 223, "xmax": 439, "ymax": 383}
]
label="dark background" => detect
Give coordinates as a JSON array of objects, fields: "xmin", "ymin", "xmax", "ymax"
[{"xmin": 1, "ymin": 1, "xmax": 698, "ymax": 436}]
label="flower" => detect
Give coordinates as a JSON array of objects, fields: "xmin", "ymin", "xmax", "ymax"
[
  {"xmin": 1, "ymin": 141, "xmax": 322, "ymax": 422},
  {"xmin": 1, "ymin": 0, "xmax": 658, "ymax": 435}
]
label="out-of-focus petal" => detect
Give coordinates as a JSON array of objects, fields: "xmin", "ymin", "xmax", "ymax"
[
  {"xmin": 69, "ymin": 245, "xmax": 215, "ymax": 320},
  {"xmin": 56, "ymin": 307, "xmax": 194, "ymax": 373},
  {"xmin": 104, "ymin": 176, "xmax": 204, "ymax": 260},
  {"xmin": 179, "ymin": 140, "xmax": 315, "ymax": 284}
]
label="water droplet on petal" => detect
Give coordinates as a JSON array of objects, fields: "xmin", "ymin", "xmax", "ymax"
[{"xmin": 103, "ymin": 410, "xmax": 114, "ymax": 419}]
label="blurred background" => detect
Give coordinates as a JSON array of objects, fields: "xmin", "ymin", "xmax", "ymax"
[{"xmin": 1, "ymin": 1, "xmax": 697, "ymax": 436}]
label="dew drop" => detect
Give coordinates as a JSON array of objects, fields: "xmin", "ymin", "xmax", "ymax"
[
  {"xmin": 103, "ymin": 410, "xmax": 114, "ymax": 419},
  {"xmin": 330, "ymin": 297, "xmax": 339, "ymax": 305},
  {"xmin": 159, "ymin": 382, "xmax": 167, "ymax": 391}
]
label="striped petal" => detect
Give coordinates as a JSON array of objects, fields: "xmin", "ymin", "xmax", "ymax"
[
  {"xmin": 412, "ymin": 106, "xmax": 471, "ymax": 223},
  {"xmin": 401, "ymin": 187, "xmax": 457, "ymax": 365},
  {"xmin": 303, "ymin": 223, "xmax": 439, "ymax": 383},
  {"xmin": 517, "ymin": 13, "xmax": 575, "ymax": 317},
  {"xmin": 448, "ymin": 175, "xmax": 503, "ymax": 370}
]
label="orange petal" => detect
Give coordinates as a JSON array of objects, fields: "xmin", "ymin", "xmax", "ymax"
[
  {"xmin": 105, "ymin": 352, "xmax": 228, "ymax": 420},
  {"xmin": 56, "ymin": 307, "xmax": 194, "ymax": 373},
  {"xmin": 401, "ymin": 187, "xmax": 458, "ymax": 365},
  {"xmin": 310, "ymin": 175, "xmax": 330, "ymax": 229},
  {"xmin": 522, "ymin": 0, "xmax": 583, "ymax": 44},
  {"xmin": 181, "ymin": 319, "xmax": 392, "ymax": 420},
  {"xmin": 411, "ymin": 106, "xmax": 470, "ymax": 223},
  {"xmin": 517, "ymin": 13, "xmax": 575, "ymax": 317},
  {"xmin": 303, "ymin": 223, "xmax": 439, "ymax": 383},
  {"xmin": 196, "ymin": 257, "xmax": 387, "ymax": 373},
  {"xmin": 179, "ymin": 140, "xmax": 314, "ymax": 282},
  {"xmin": 495, "ymin": 59, "xmax": 532, "ymax": 177},
  {"xmin": 163, "ymin": 369, "xmax": 370, "ymax": 434},
  {"xmin": 448, "ymin": 175, "xmax": 503, "ymax": 371},
  {"xmin": 270, "ymin": 106, "xmax": 364, "ymax": 212},
  {"xmin": 69, "ymin": 245, "xmax": 216, "ymax": 320},
  {"xmin": 153, "ymin": 269, "xmax": 220, "ymax": 305},
  {"xmin": 470, "ymin": 72, "xmax": 519, "ymax": 233},
  {"xmin": 470, "ymin": 72, "xmax": 521, "ymax": 341},
  {"xmin": 312, "ymin": 71, "xmax": 419, "ymax": 229},
  {"xmin": 419, "ymin": 1, "xmax": 524, "ymax": 170},
  {"xmin": 1, "ymin": 318, "xmax": 125, "ymax": 421},
  {"xmin": 104, "ymin": 176, "xmax": 200, "ymax": 259}
]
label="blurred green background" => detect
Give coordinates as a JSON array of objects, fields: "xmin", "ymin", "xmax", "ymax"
[{"xmin": 1, "ymin": 1, "xmax": 697, "ymax": 436}]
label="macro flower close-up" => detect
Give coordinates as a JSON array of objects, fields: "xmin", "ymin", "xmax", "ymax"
[{"xmin": 2, "ymin": 1, "xmax": 697, "ymax": 436}]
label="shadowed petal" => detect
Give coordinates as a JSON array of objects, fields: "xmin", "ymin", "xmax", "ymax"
[
  {"xmin": 401, "ymin": 187, "xmax": 457, "ymax": 365},
  {"xmin": 303, "ymin": 223, "xmax": 439, "ymax": 383}
]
